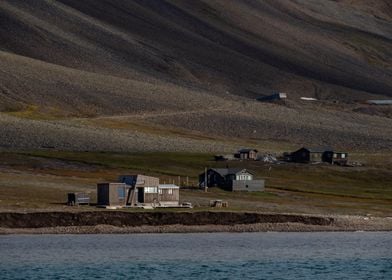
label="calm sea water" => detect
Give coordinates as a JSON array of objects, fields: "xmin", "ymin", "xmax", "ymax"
[{"xmin": 0, "ymin": 232, "xmax": 391, "ymax": 279}]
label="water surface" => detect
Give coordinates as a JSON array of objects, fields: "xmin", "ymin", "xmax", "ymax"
[{"xmin": 1, "ymin": 232, "xmax": 391, "ymax": 279}]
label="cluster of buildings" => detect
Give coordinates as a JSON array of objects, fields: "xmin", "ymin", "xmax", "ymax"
[
  {"xmin": 68, "ymin": 146, "xmax": 348, "ymax": 207},
  {"xmin": 68, "ymin": 169, "xmax": 266, "ymax": 207},
  {"xmin": 215, "ymin": 149, "xmax": 260, "ymax": 161},
  {"xmin": 216, "ymin": 146, "xmax": 349, "ymax": 166},
  {"xmin": 284, "ymin": 147, "xmax": 349, "ymax": 165},
  {"xmin": 256, "ymin": 92, "xmax": 318, "ymax": 102}
]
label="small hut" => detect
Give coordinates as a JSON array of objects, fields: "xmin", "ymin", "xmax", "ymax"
[
  {"xmin": 96, "ymin": 183, "xmax": 128, "ymax": 207},
  {"xmin": 235, "ymin": 149, "xmax": 258, "ymax": 160},
  {"xmin": 158, "ymin": 184, "xmax": 180, "ymax": 206}
]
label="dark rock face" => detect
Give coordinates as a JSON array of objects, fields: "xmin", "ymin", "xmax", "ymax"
[{"xmin": 0, "ymin": 211, "xmax": 334, "ymax": 228}]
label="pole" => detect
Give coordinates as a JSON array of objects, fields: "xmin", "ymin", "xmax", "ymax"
[{"xmin": 204, "ymin": 167, "xmax": 208, "ymax": 192}]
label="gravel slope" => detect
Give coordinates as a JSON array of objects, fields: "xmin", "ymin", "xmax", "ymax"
[
  {"xmin": 0, "ymin": 113, "xmax": 234, "ymax": 152},
  {"xmin": 0, "ymin": 0, "xmax": 391, "ymax": 151}
]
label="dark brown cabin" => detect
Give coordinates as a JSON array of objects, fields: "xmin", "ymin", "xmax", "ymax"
[
  {"xmin": 235, "ymin": 149, "xmax": 258, "ymax": 160},
  {"xmin": 289, "ymin": 147, "xmax": 333, "ymax": 163},
  {"xmin": 288, "ymin": 147, "xmax": 347, "ymax": 165}
]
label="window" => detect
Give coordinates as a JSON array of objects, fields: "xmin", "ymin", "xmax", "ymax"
[
  {"xmin": 168, "ymin": 189, "xmax": 173, "ymax": 195},
  {"xmin": 117, "ymin": 187, "xmax": 126, "ymax": 199},
  {"xmin": 341, "ymin": 154, "xmax": 346, "ymax": 159},
  {"xmin": 237, "ymin": 174, "xmax": 251, "ymax": 181},
  {"xmin": 145, "ymin": 187, "xmax": 157, "ymax": 193}
]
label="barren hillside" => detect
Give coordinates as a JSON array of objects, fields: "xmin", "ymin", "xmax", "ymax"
[{"xmin": 0, "ymin": 0, "xmax": 391, "ymax": 151}]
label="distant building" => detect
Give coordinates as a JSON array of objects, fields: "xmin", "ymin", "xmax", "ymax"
[
  {"xmin": 235, "ymin": 149, "xmax": 258, "ymax": 160},
  {"xmin": 331, "ymin": 152, "xmax": 349, "ymax": 165},
  {"xmin": 199, "ymin": 168, "xmax": 265, "ymax": 192},
  {"xmin": 97, "ymin": 175, "xmax": 180, "ymax": 207},
  {"xmin": 365, "ymin": 100, "xmax": 392, "ymax": 105},
  {"xmin": 257, "ymin": 92, "xmax": 287, "ymax": 102},
  {"xmin": 286, "ymin": 147, "xmax": 348, "ymax": 165},
  {"xmin": 214, "ymin": 154, "xmax": 236, "ymax": 161}
]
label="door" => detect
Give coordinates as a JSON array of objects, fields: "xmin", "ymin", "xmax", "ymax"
[{"xmin": 137, "ymin": 188, "xmax": 144, "ymax": 203}]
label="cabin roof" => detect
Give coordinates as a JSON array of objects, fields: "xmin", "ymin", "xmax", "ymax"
[
  {"xmin": 299, "ymin": 147, "xmax": 334, "ymax": 153},
  {"xmin": 211, "ymin": 168, "xmax": 251, "ymax": 176}
]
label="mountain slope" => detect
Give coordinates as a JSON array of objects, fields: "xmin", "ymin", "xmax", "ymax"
[{"xmin": 0, "ymin": 0, "xmax": 391, "ymax": 151}]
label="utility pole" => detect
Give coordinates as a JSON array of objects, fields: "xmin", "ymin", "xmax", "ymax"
[{"xmin": 204, "ymin": 167, "xmax": 208, "ymax": 192}]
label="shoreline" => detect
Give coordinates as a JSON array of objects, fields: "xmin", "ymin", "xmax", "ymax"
[{"xmin": 1, "ymin": 211, "xmax": 391, "ymax": 234}]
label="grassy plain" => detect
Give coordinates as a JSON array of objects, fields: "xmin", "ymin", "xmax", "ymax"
[{"xmin": 0, "ymin": 150, "xmax": 391, "ymax": 216}]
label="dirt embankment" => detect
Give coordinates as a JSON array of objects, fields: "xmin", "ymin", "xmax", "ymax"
[
  {"xmin": 2, "ymin": 211, "xmax": 391, "ymax": 234},
  {"xmin": 0, "ymin": 211, "xmax": 392, "ymax": 234},
  {"xmin": 0, "ymin": 211, "xmax": 333, "ymax": 229}
]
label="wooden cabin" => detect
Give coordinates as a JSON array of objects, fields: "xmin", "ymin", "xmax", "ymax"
[
  {"xmin": 235, "ymin": 149, "xmax": 258, "ymax": 160},
  {"xmin": 286, "ymin": 147, "xmax": 348, "ymax": 165},
  {"xmin": 158, "ymin": 184, "xmax": 180, "ymax": 206},
  {"xmin": 97, "ymin": 176, "xmax": 181, "ymax": 207},
  {"xmin": 332, "ymin": 152, "xmax": 349, "ymax": 165},
  {"xmin": 257, "ymin": 92, "xmax": 287, "ymax": 102},
  {"xmin": 97, "ymin": 183, "xmax": 128, "ymax": 207},
  {"xmin": 199, "ymin": 168, "xmax": 264, "ymax": 192},
  {"xmin": 119, "ymin": 175, "xmax": 160, "ymax": 205},
  {"xmin": 289, "ymin": 147, "xmax": 333, "ymax": 163}
]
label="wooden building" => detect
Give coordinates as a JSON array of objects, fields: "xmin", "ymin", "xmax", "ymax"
[
  {"xmin": 235, "ymin": 149, "xmax": 258, "ymax": 160},
  {"xmin": 288, "ymin": 147, "xmax": 332, "ymax": 163},
  {"xmin": 158, "ymin": 184, "xmax": 180, "ymax": 206},
  {"xmin": 287, "ymin": 147, "xmax": 348, "ymax": 165},
  {"xmin": 119, "ymin": 175, "xmax": 160, "ymax": 205},
  {"xmin": 365, "ymin": 100, "xmax": 392, "ymax": 105},
  {"xmin": 97, "ymin": 176, "xmax": 181, "ymax": 207},
  {"xmin": 332, "ymin": 152, "xmax": 349, "ymax": 165},
  {"xmin": 199, "ymin": 168, "xmax": 264, "ymax": 192},
  {"xmin": 257, "ymin": 92, "xmax": 287, "ymax": 102},
  {"xmin": 97, "ymin": 183, "xmax": 128, "ymax": 207}
]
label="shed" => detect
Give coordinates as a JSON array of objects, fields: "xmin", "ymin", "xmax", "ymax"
[
  {"xmin": 158, "ymin": 184, "xmax": 180, "ymax": 206},
  {"xmin": 257, "ymin": 92, "xmax": 287, "ymax": 102},
  {"xmin": 236, "ymin": 149, "xmax": 258, "ymax": 160},
  {"xmin": 97, "ymin": 183, "xmax": 128, "ymax": 207},
  {"xmin": 332, "ymin": 152, "xmax": 349, "ymax": 165},
  {"xmin": 290, "ymin": 147, "xmax": 333, "ymax": 163},
  {"xmin": 365, "ymin": 100, "xmax": 392, "ymax": 105}
]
